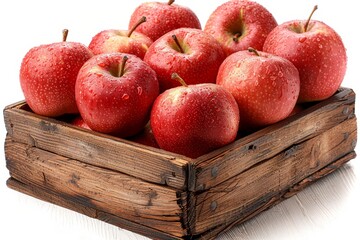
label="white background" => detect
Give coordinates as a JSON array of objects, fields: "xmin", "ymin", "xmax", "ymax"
[{"xmin": 0, "ymin": 0, "xmax": 359, "ymax": 239}]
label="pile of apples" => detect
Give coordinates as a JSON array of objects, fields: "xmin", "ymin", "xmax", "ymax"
[{"xmin": 19, "ymin": 0, "xmax": 347, "ymax": 158}]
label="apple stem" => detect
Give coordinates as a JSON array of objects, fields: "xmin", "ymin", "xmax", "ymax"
[
  {"xmin": 171, "ymin": 73, "xmax": 188, "ymax": 87},
  {"xmin": 304, "ymin": 5, "xmax": 318, "ymax": 32},
  {"xmin": 62, "ymin": 29, "xmax": 69, "ymax": 42},
  {"xmin": 127, "ymin": 16, "xmax": 147, "ymax": 37},
  {"xmin": 168, "ymin": 0, "xmax": 175, "ymax": 5},
  {"xmin": 119, "ymin": 55, "xmax": 129, "ymax": 77},
  {"xmin": 172, "ymin": 35, "xmax": 185, "ymax": 53},
  {"xmin": 233, "ymin": 33, "xmax": 242, "ymax": 43},
  {"xmin": 248, "ymin": 47, "xmax": 260, "ymax": 56},
  {"xmin": 233, "ymin": 8, "xmax": 245, "ymax": 43}
]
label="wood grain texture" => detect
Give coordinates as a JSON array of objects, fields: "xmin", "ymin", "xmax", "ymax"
[
  {"xmin": 215, "ymin": 152, "xmax": 356, "ymax": 239},
  {"xmin": 6, "ymin": 151, "xmax": 356, "ymax": 240},
  {"xmin": 3, "ymin": 102, "xmax": 190, "ymax": 190},
  {"xmin": 193, "ymin": 117, "xmax": 357, "ymax": 234},
  {"xmin": 5, "ymin": 137, "xmax": 186, "ymax": 237},
  {"xmin": 6, "ymin": 178, "xmax": 181, "ymax": 240}
]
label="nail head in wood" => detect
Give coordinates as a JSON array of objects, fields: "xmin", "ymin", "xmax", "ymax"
[
  {"xmin": 342, "ymin": 106, "xmax": 350, "ymax": 115},
  {"xmin": 211, "ymin": 166, "xmax": 219, "ymax": 178},
  {"xmin": 210, "ymin": 201, "xmax": 217, "ymax": 211},
  {"xmin": 248, "ymin": 144, "xmax": 257, "ymax": 150}
]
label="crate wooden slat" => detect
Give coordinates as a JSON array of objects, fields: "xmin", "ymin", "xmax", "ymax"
[
  {"xmin": 6, "ymin": 150, "xmax": 354, "ymax": 240},
  {"xmin": 193, "ymin": 117, "xmax": 356, "ymax": 234},
  {"xmin": 3, "ymin": 101, "xmax": 190, "ymax": 190},
  {"xmin": 6, "ymin": 178, "xmax": 182, "ymax": 240},
  {"xmin": 5, "ymin": 136, "xmax": 186, "ymax": 237},
  {"xmin": 3, "ymin": 87, "xmax": 357, "ymax": 239}
]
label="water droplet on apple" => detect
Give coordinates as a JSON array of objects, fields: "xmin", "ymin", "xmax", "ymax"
[
  {"xmin": 122, "ymin": 93, "xmax": 129, "ymax": 100},
  {"xmin": 264, "ymin": 65, "xmax": 271, "ymax": 75},
  {"xmin": 278, "ymin": 71, "xmax": 284, "ymax": 77},
  {"xmin": 299, "ymin": 37, "xmax": 307, "ymax": 43},
  {"xmin": 137, "ymin": 86, "xmax": 143, "ymax": 95},
  {"xmin": 98, "ymin": 62, "xmax": 107, "ymax": 68},
  {"xmin": 47, "ymin": 46, "xmax": 54, "ymax": 51},
  {"xmin": 278, "ymin": 89, "xmax": 283, "ymax": 99},
  {"xmin": 318, "ymin": 44, "xmax": 323, "ymax": 49},
  {"xmin": 316, "ymin": 38, "xmax": 321, "ymax": 42}
]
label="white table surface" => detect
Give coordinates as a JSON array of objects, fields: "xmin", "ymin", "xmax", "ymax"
[{"xmin": 1, "ymin": 1, "xmax": 359, "ymax": 239}]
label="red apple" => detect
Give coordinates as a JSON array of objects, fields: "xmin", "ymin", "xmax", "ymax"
[
  {"xmin": 263, "ymin": 6, "xmax": 347, "ymax": 102},
  {"xmin": 128, "ymin": 0, "xmax": 201, "ymax": 42},
  {"xmin": 217, "ymin": 48, "xmax": 300, "ymax": 130},
  {"xmin": 88, "ymin": 16, "xmax": 153, "ymax": 59},
  {"xmin": 20, "ymin": 29, "xmax": 93, "ymax": 117},
  {"xmin": 144, "ymin": 28, "xmax": 226, "ymax": 92},
  {"xmin": 151, "ymin": 73, "xmax": 240, "ymax": 158},
  {"xmin": 75, "ymin": 53, "xmax": 159, "ymax": 137},
  {"xmin": 204, "ymin": 0, "xmax": 277, "ymax": 56}
]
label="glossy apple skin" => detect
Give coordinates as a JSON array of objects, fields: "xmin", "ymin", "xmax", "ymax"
[
  {"xmin": 88, "ymin": 29, "xmax": 153, "ymax": 59},
  {"xmin": 75, "ymin": 53, "xmax": 159, "ymax": 137},
  {"xmin": 144, "ymin": 28, "xmax": 226, "ymax": 92},
  {"xmin": 151, "ymin": 83, "xmax": 240, "ymax": 158},
  {"xmin": 20, "ymin": 42, "xmax": 93, "ymax": 117},
  {"xmin": 204, "ymin": 0, "xmax": 277, "ymax": 56},
  {"xmin": 128, "ymin": 2, "xmax": 201, "ymax": 42},
  {"xmin": 217, "ymin": 50, "xmax": 300, "ymax": 130},
  {"xmin": 263, "ymin": 20, "xmax": 347, "ymax": 102}
]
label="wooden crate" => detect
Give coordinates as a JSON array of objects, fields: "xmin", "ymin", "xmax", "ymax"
[{"xmin": 3, "ymin": 87, "xmax": 357, "ymax": 239}]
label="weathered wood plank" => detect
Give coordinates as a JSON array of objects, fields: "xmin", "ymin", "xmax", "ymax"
[
  {"xmin": 6, "ymin": 178, "xmax": 182, "ymax": 240},
  {"xmin": 7, "ymin": 151, "xmax": 355, "ymax": 240},
  {"xmin": 192, "ymin": 151, "xmax": 356, "ymax": 240},
  {"xmin": 3, "ymin": 102, "xmax": 190, "ymax": 190},
  {"xmin": 193, "ymin": 88, "xmax": 356, "ymax": 192},
  {"xmin": 5, "ymin": 136, "xmax": 186, "ymax": 237},
  {"xmin": 193, "ymin": 116, "xmax": 357, "ymax": 234}
]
